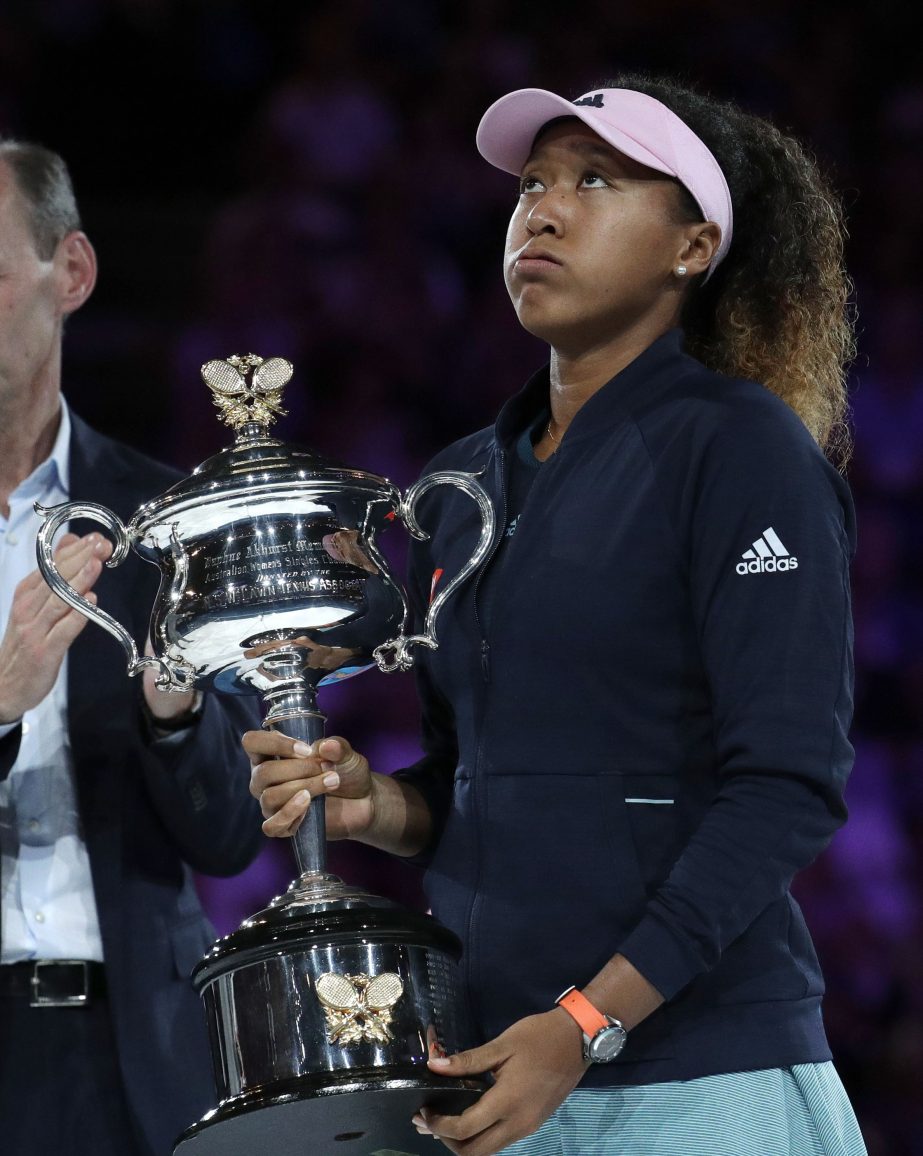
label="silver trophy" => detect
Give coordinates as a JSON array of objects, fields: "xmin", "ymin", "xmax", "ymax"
[{"xmin": 36, "ymin": 355, "xmax": 495, "ymax": 1156}]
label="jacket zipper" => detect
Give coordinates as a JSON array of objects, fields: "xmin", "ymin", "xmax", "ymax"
[
  {"xmin": 473, "ymin": 447, "xmax": 508, "ymax": 684},
  {"xmin": 464, "ymin": 447, "xmax": 507, "ymax": 1021}
]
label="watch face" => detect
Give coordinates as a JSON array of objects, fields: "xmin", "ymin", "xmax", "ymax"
[{"xmin": 588, "ymin": 1025, "xmax": 627, "ymax": 1063}]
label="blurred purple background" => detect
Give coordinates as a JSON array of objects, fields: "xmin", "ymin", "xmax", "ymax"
[{"xmin": 2, "ymin": 1, "xmax": 920, "ymax": 1150}]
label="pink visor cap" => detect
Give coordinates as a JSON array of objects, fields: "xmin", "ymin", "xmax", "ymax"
[{"xmin": 476, "ymin": 87, "xmax": 733, "ymax": 275}]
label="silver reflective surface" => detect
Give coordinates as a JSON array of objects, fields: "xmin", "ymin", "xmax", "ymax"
[
  {"xmin": 138, "ymin": 481, "xmax": 405, "ymax": 696},
  {"xmin": 33, "ymin": 358, "xmax": 494, "ymax": 1154},
  {"xmin": 202, "ymin": 938, "xmax": 470, "ymax": 1102},
  {"xmin": 36, "ymin": 430, "xmax": 495, "ymax": 694}
]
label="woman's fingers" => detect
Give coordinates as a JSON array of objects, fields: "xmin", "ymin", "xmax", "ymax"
[
  {"xmin": 245, "ymin": 732, "xmax": 371, "ymax": 841},
  {"xmin": 261, "ymin": 789, "xmax": 311, "ymax": 838},
  {"xmin": 250, "ymin": 756, "xmax": 318, "ymax": 796},
  {"xmin": 245, "ymin": 734, "xmax": 367, "ymax": 788},
  {"xmin": 254, "ymin": 765, "xmax": 343, "ymax": 817},
  {"xmin": 242, "ymin": 729, "xmax": 313, "ymax": 767},
  {"xmin": 315, "ymin": 737, "xmax": 364, "ymax": 776}
]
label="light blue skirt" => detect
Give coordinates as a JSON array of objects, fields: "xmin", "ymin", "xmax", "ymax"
[{"xmin": 501, "ymin": 1063, "xmax": 867, "ymax": 1155}]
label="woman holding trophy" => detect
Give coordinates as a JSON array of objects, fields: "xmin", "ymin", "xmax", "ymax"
[{"xmin": 247, "ymin": 74, "xmax": 866, "ymax": 1155}]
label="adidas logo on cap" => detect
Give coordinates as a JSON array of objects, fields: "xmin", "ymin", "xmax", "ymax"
[{"xmin": 736, "ymin": 527, "xmax": 798, "ymax": 575}]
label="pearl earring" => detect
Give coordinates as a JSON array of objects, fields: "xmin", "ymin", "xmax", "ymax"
[{"xmin": 675, "ymin": 264, "xmax": 687, "ymax": 277}]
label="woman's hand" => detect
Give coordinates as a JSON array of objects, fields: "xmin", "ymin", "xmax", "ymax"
[
  {"xmin": 414, "ymin": 1009, "xmax": 589, "ymax": 1155},
  {"xmin": 244, "ymin": 731, "xmax": 376, "ymax": 840}
]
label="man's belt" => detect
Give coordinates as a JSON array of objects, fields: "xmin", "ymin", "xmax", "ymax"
[{"xmin": 0, "ymin": 959, "xmax": 106, "ymax": 1006}]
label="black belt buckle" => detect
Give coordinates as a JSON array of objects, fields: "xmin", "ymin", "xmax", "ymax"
[{"xmin": 29, "ymin": 960, "xmax": 90, "ymax": 1007}]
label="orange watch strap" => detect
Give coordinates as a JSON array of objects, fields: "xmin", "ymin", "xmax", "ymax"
[{"xmin": 555, "ymin": 987, "xmax": 608, "ymax": 1037}]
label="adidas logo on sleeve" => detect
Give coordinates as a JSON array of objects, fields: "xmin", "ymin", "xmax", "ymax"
[{"xmin": 736, "ymin": 527, "xmax": 798, "ymax": 575}]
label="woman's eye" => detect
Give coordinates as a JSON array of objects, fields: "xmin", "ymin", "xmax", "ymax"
[
  {"xmin": 519, "ymin": 176, "xmax": 544, "ymax": 195},
  {"xmin": 581, "ymin": 173, "xmax": 607, "ymax": 188}
]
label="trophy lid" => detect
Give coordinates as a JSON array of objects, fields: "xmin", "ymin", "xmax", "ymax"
[{"xmin": 130, "ymin": 355, "xmax": 400, "ymax": 536}]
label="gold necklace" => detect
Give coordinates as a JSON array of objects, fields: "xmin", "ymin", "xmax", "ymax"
[{"xmin": 546, "ymin": 420, "xmax": 559, "ymax": 445}]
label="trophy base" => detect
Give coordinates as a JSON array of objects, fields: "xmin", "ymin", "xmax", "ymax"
[{"xmin": 173, "ymin": 1074, "xmax": 482, "ymax": 1156}]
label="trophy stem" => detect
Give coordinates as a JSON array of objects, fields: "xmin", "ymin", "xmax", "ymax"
[
  {"xmin": 273, "ymin": 710, "xmax": 327, "ymax": 879},
  {"xmin": 259, "ymin": 652, "xmax": 328, "ymax": 881}
]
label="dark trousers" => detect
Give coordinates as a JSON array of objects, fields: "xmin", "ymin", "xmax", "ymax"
[{"xmin": 0, "ymin": 970, "xmax": 148, "ymax": 1156}]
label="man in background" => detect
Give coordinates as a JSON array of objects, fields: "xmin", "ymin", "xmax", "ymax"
[{"xmin": 0, "ymin": 139, "xmax": 262, "ymax": 1156}]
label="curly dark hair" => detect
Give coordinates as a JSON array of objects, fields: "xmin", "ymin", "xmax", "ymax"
[{"xmin": 595, "ymin": 74, "xmax": 854, "ymax": 469}]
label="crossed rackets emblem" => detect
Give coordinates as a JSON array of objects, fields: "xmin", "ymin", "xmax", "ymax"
[{"xmin": 315, "ymin": 971, "xmax": 405, "ymax": 1046}]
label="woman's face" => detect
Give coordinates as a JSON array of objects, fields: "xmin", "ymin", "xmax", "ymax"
[{"xmin": 503, "ymin": 120, "xmax": 691, "ymax": 353}]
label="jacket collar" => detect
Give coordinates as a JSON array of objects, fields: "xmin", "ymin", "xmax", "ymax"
[
  {"xmin": 493, "ymin": 328, "xmax": 700, "ymax": 449},
  {"xmin": 68, "ymin": 409, "xmax": 134, "ymax": 506}
]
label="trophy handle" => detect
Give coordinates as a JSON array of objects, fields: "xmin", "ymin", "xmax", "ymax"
[
  {"xmin": 34, "ymin": 501, "xmax": 195, "ymax": 692},
  {"xmin": 373, "ymin": 470, "xmax": 496, "ymax": 673}
]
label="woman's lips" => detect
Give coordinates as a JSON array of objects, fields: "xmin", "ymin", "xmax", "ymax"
[{"xmin": 513, "ymin": 252, "xmax": 563, "ymax": 274}]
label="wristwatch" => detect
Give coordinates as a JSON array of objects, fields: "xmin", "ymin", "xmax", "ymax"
[{"xmin": 555, "ymin": 986, "xmax": 627, "ymax": 1063}]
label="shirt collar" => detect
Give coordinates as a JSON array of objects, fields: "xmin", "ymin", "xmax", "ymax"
[
  {"xmin": 494, "ymin": 328, "xmax": 698, "ymax": 449},
  {"xmin": 10, "ymin": 399, "xmax": 72, "ymax": 504}
]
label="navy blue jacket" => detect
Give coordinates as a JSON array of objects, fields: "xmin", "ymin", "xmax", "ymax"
[
  {"xmin": 0, "ymin": 413, "xmax": 263, "ymax": 1153},
  {"xmin": 396, "ymin": 330, "xmax": 855, "ymax": 1086}
]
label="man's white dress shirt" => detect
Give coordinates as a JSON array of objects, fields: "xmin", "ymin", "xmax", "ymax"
[{"xmin": 0, "ymin": 401, "xmax": 104, "ymax": 962}]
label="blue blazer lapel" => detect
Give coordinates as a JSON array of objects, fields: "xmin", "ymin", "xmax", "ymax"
[
  {"xmin": 66, "ymin": 413, "xmax": 148, "ymax": 786},
  {"xmin": 64, "ymin": 416, "xmax": 165, "ymax": 963}
]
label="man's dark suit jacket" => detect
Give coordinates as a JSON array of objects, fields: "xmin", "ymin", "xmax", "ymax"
[{"xmin": 0, "ymin": 412, "xmax": 264, "ymax": 1156}]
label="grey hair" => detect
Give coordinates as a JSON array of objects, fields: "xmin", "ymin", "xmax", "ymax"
[{"xmin": 0, "ymin": 138, "xmax": 81, "ymax": 258}]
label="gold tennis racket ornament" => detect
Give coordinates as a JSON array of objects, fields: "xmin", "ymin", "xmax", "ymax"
[
  {"xmin": 316, "ymin": 971, "xmax": 405, "ymax": 1046},
  {"xmin": 201, "ymin": 353, "xmax": 293, "ymax": 432}
]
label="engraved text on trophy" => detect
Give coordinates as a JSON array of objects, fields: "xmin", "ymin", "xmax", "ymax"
[{"xmin": 192, "ymin": 524, "xmax": 376, "ymax": 613}]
